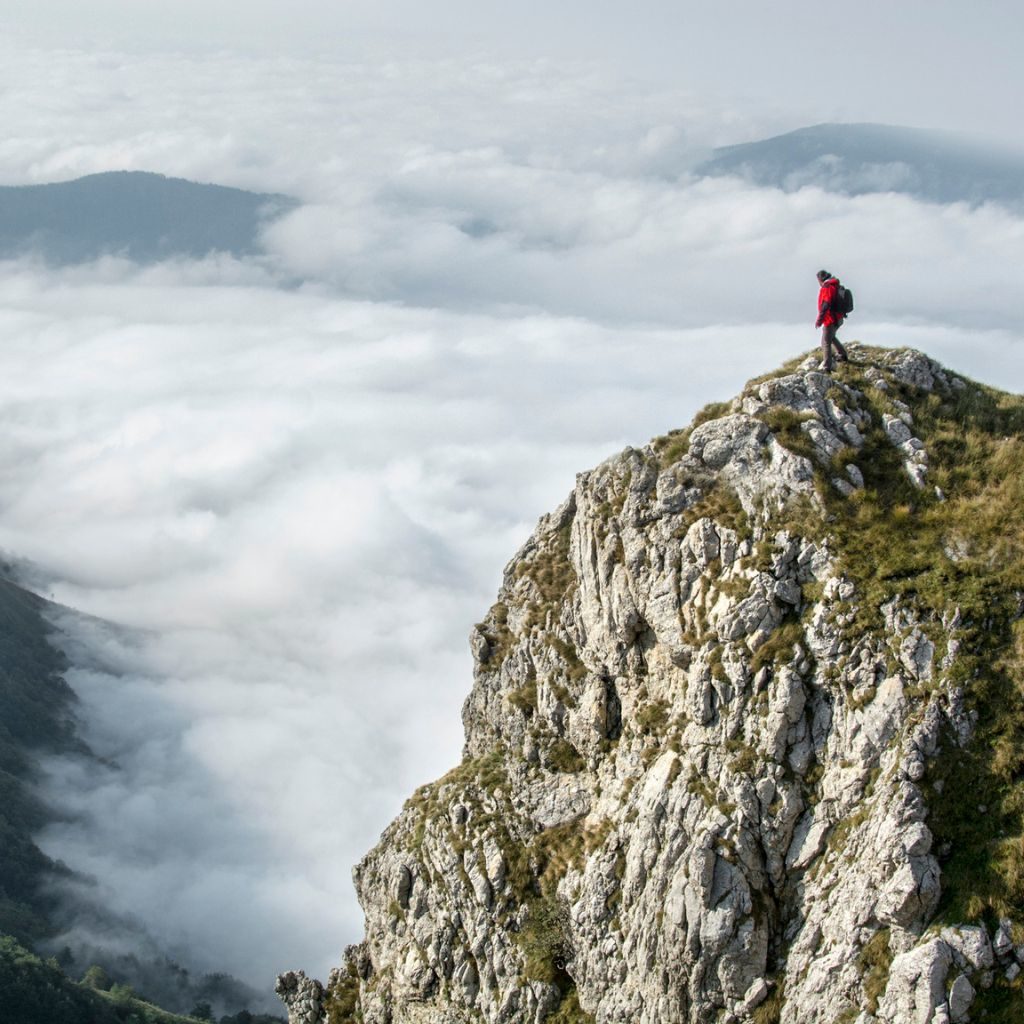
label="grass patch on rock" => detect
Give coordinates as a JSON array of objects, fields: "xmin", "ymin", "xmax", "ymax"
[
  {"xmin": 516, "ymin": 520, "xmax": 577, "ymax": 635},
  {"xmin": 814, "ymin": 357, "xmax": 1024, "ymax": 925},
  {"xmin": 324, "ymin": 961, "xmax": 362, "ymax": 1024},
  {"xmin": 857, "ymin": 927, "xmax": 892, "ymax": 1014},
  {"xmin": 545, "ymin": 987, "xmax": 596, "ymax": 1024}
]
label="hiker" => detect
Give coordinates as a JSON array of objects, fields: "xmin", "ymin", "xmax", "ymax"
[{"xmin": 815, "ymin": 269, "xmax": 849, "ymax": 372}]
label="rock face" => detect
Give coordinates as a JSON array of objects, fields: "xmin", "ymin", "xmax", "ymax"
[
  {"xmin": 281, "ymin": 347, "xmax": 1024, "ymax": 1024},
  {"xmin": 276, "ymin": 971, "xmax": 326, "ymax": 1024}
]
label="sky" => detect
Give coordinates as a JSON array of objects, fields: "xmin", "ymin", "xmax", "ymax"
[
  {"xmin": 1, "ymin": 0, "xmax": 1023, "ymax": 1005},
  {"xmin": 5, "ymin": 1, "xmax": 1024, "ymax": 143}
]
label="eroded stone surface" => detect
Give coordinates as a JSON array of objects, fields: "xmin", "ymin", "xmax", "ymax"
[{"xmin": 279, "ymin": 349, "xmax": 1015, "ymax": 1024}]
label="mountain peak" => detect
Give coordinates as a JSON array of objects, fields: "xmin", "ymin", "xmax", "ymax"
[{"xmin": 281, "ymin": 345, "xmax": 1024, "ymax": 1024}]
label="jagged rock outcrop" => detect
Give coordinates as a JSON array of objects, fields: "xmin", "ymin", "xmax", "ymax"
[
  {"xmin": 280, "ymin": 347, "xmax": 1024, "ymax": 1024},
  {"xmin": 276, "ymin": 971, "xmax": 326, "ymax": 1024}
]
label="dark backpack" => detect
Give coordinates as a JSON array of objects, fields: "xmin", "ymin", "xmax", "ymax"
[{"xmin": 834, "ymin": 284, "xmax": 854, "ymax": 317}]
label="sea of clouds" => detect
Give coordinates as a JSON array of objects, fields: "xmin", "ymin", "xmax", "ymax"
[{"xmin": 1, "ymin": 39, "xmax": 1022, "ymax": 997}]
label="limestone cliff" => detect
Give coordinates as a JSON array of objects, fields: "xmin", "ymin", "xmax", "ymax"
[{"xmin": 279, "ymin": 347, "xmax": 1024, "ymax": 1024}]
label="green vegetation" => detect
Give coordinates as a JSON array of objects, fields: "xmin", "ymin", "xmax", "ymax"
[
  {"xmin": 96, "ymin": 988, "xmax": 204, "ymax": 1024},
  {"xmin": 802, "ymin": 353, "xmax": 1024, "ymax": 926},
  {"xmin": 827, "ymin": 805, "xmax": 871, "ymax": 859},
  {"xmin": 857, "ymin": 928, "xmax": 892, "ymax": 1013},
  {"xmin": 548, "ymin": 637, "xmax": 586, "ymax": 684},
  {"xmin": 485, "ymin": 818, "xmax": 611, "ymax": 1020},
  {"xmin": 750, "ymin": 618, "xmax": 805, "ymax": 674},
  {"xmin": 726, "ymin": 741, "xmax": 759, "ymax": 777},
  {"xmin": 0, "ymin": 936, "xmax": 250, "ymax": 1024},
  {"xmin": 476, "ymin": 601, "xmax": 514, "ymax": 667},
  {"xmin": 0, "ymin": 578, "xmax": 80, "ymax": 946},
  {"xmin": 972, "ymin": 979, "xmax": 1024, "ymax": 1021},
  {"xmin": 651, "ymin": 428, "xmax": 690, "ymax": 469},
  {"xmin": 545, "ymin": 739, "xmax": 586, "ymax": 773},
  {"xmin": 751, "ymin": 980, "xmax": 784, "ymax": 1024},
  {"xmin": 692, "ymin": 399, "xmax": 734, "ymax": 430},
  {"xmin": 684, "ymin": 477, "xmax": 751, "ymax": 537},
  {"xmin": 651, "ymin": 398, "xmax": 734, "ymax": 469},
  {"xmin": 507, "ymin": 675, "xmax": 538, "ymax": 716},
  {"xmin": 518, "ymin": 895, "xmax": 570, "ymax": 984},
  {"xmin": 405, "ymin": 751, "xmax": 508, "ymax": 852},
  {"xmin": 686, "ymin": 775, "xmax": 715, "ymax": 809},
  {"xmin": 217, "ymin": 1012, "xmax": 285, "ymax": 1024},
  {"xmin": 529, "ymin": 818, "xmax": 613, "ymax": 899},
  {"xmin": 634, "ymin": 698, "xmax": 670, "ymax": 737},
  {"xmin": 324, "ymin": 962, "xmax": 362, "ymax": 1024},
  {"xmin": 0, "ymin": 937, "xmax": 122, "ymax": 1024},
  {"xmin": 768, "ymin": 493, "xmax": 828, "ymax": 549},
  {"xmin": 0, "ymin": 579, "xmax": 275, "ymax": 1024},
  {"xmin": 781, "ymin": 355, "xmax": 1024, "ymax": 640},
  {"xmin": 515, "ymin": 832, "xmax": 598, "ymax": 1023},
  {"xmin": 544, "ymin": 986, "xmax": 596, "ymax": 1024},
  {"xmin": 517, "ymin": 521, "xmax": 576, "ymax": 632},
  {"xmin": 734, "ymin": 349, "xmax": 1024, "ymax": 1014},
  {"xmin": 755, "ymin": 407, "xmax": 820, "ymax": 463}
]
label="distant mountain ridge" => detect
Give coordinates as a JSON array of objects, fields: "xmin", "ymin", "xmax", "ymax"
[
  {"xmin": 695, "ymin": 122, "xmax": 1024, "ymax": 206},
  {"xmin": 0, "ymin": 171, "xmax": 297, "ymax": 264}
]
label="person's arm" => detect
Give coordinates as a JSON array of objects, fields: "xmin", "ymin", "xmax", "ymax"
[{"xmin": 816, "ymin": 284, "xmax": 836, "ymax": 326}]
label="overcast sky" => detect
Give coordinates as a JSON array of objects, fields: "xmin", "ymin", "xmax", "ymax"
[
  {"xmin": 4, "ymin": 1, "xmax": 1024, "ymax": 143},
  {"xmin": 1, "ymin": 3, "xmax": 1022, "ymax": 1006}
]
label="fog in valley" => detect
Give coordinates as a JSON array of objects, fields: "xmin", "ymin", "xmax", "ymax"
[{"xmin": 0, "ymin": 11, "xmax": 1022, "ymax": 1001}]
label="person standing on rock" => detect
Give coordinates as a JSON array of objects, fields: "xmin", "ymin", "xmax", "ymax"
[{"xmin": 815, "ymin": 269, "xmax": 849, "ymax": 372}]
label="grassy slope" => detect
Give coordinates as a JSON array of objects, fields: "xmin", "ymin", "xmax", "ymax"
[
  {"xmin": 0, "ymin": 935, "xmax": 205, "ymax": 1024},
  {"xmin": 755, "ymin": 347, "xmax": 1024, "ymax": 1019},
  {"xmin": 808, "ymin": 350, "xmax": 1024, "ymax": 927}
]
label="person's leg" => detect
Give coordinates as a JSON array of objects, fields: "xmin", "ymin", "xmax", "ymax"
[
  {"xmin": 821, "ymin": 324, "xmax": 835, "ymax": 370},
  {"xmin": 833, "ymin": 328, "xmax": 849, "ymax": 362}
]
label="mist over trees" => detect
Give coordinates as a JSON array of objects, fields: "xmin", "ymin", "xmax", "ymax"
[{"xmin": 0, "ymin": 577, "xmax": 282, "ymax": 1020}]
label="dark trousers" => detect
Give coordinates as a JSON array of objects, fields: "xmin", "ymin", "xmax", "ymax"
[{"xmin": 821, "ymin": 323, "xmax": 848, "ymax": 370}]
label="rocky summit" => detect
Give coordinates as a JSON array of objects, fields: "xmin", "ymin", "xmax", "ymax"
[{"xmin": 278, "ymin": 347, "xmax": 1024, "ymax": 1024}]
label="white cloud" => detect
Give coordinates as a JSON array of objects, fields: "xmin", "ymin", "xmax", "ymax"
[
  {"xmin": 4, "ymin": 266, "xmax": 787, "ymax": 987},
  {"xmin": 0, "ymin": 41, "xmax": 1020, "ymax": 1003},
  {"xmin": 3, "ymin": 3, "xmax": 1022, "ymax": 143}
]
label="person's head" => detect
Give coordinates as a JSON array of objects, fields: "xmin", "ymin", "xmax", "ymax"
[{"xmin": 816, "ymin": 269, "xmax": 830, "ymax": 283}]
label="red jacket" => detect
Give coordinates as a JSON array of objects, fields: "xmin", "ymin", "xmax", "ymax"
[{"xmin": 817, "ymin": 278, "xmax": 842, "ymax": 327}]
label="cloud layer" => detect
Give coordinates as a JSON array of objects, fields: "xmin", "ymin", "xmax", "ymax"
[
  {"xmin": 5, "ymin": 3, "xmax": 1023, "ymax": 143},
  {"xmin": 7, "ymin": 272, "xmax": 792, "ymax": 988},
  {"xmin": 0, "ymin": 41, "xmax": 1021, "ymax": 999}
]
